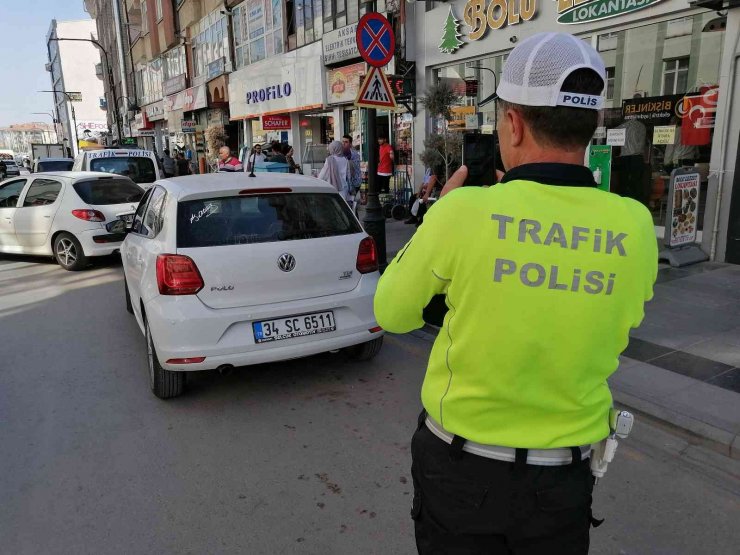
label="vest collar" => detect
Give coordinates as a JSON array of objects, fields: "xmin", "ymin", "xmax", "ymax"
[{"xmin": 500, "ymin": 163, "xmax": 597, "ymax": 188}]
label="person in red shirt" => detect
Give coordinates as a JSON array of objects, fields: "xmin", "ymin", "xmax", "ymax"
[
  {"xmin": 377, "ymin": 136, "xmax": 394, "ymax": 194},
  {"xmin": 217, "ymin": 146, "xmax": 244, "ymax": 172}
]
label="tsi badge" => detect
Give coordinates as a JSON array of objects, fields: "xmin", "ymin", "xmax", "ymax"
[{"xmin": 339, "ymin": 270, "xmax": 354, "ymax": 281}]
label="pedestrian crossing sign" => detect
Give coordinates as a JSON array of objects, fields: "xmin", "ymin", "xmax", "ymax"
[{"xmin": 355, "ymin": 67, "xmax": 397, "ymax": 109}]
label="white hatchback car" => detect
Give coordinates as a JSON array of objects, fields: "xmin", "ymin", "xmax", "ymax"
[
  {"xmin": 0, "ymin": 172, "xmax": 144, "ymax": 270},
  {"xmin": 119, "ymin": 173, "xmax": 383, "ymax": 399}
]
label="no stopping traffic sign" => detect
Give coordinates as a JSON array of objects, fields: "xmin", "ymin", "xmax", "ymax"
[{"xmin": 356, "ymin": 13, "xmax": 395, "ymax": 68}]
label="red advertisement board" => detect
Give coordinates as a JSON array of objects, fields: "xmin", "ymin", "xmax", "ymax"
[{"xmin": 262, "ymin": 114, "xmax": 291, "ymax": 130}]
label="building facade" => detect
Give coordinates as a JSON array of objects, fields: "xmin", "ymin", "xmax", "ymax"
[
  {"xmin": 412, "ymin": 0, "xmax": 740, "ymax": 264},
  {"xmin": 46, "ymin": 19, "xmax": 108, "ymax": 156},
  {"xmin": 0, "ymin": 124, "xmax": 56, "ymax": 158},
  {"xmin": 84, "ymin": 0, "xmax": 138, "ymax": 143}
]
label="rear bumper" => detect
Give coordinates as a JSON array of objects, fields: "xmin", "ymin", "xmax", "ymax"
[
  {"xmin": 144, "ymin": 274, "xmax": 382, "ymax": 371},
  {"xmin": 76, "ymin": 228, "xmax": 123, "ymax": 256}
]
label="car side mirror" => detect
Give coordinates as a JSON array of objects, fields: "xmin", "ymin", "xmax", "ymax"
[{"xmin": 107, "ymin": 219, "xmax": 129, "ymax": 234}]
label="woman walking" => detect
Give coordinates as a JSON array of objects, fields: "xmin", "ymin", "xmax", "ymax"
[{"xmin": 318, "ymin": 141, "xmax": 349, "ymax": 202}]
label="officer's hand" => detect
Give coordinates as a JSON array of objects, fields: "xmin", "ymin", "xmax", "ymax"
[{"xmin": 440, "ymin": 166, "xmax": 468, "ymax": 197}]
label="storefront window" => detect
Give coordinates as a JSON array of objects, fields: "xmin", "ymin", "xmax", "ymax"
[
  {"xmin": 598, "ymin": 13, "xmax": 724, "ymax": 230},
  {"xmin": 233, "ymin": 0, "xmax": 284, "ymax": 69},
  {"xmin": 429, "ymin": 13, "xmax": 724, "ymax": 235}
]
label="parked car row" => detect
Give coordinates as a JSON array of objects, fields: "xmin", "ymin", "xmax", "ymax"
[{"xmin": 0, "ymin": 166, "xmax": 384, "ymax": 399}]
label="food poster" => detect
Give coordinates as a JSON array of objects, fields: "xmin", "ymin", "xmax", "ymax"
[
  {"xmin": 327, "ymin": 63, "xmax": 366, "ymax": 105},
  {"xmin": 665, "ymin": 169, "xmax": 701, "ymax": 248},
  {"xmin": 588, "ymin": 145, "xmax": 612, "ymax": 192}
]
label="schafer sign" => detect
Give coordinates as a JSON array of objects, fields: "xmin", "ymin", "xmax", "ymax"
[
  {"xmin": 262, "ymin": 115, "xmax": 291, "ymax": 130},
  {"xmin": 556, "ymin": 0, "xmax": 665, "ymax": 24}
]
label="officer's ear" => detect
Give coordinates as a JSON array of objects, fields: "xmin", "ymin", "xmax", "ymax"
[{"xmin": 506, "ymin": 107, "xmax": 526, "ymax": 148}]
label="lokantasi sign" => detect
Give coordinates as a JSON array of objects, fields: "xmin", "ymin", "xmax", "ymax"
[
  {"xmin": 262, "ymin": 114, "xmax": 291, "ymax": 130},
  {"xmin": 355, "ymin": 66, "xmax": 397, "ymax": 109}
]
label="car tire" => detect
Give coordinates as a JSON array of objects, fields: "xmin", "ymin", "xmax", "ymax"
[
  {"xmin": 347, "ymin": 336, "xmax": 384, "ymax": 362},
  {"xmin": 53, "ymin": 232, "xmax": 88, "ymax": 271},
  {"xmin": 391, "ymin": 204, "xmax": 407, "ymax": 221},
  {"xmin": 146, "ymin": 319, "xmax": 185, "ymax": 399},
  {"xmin": 124, "ymin": 278, "xmax": 134, "ymax": 314}
]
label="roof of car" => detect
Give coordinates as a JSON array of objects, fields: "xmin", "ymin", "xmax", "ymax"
[
  {"xmin": 36, "ymin": 157, "xmax": 74, "ymax": 162},
  {"xmin": 156, "ymin": 172, "xmax": 337, "ymax": 197},
  {"xmin": 26, "ymin": 171, "xmax": 137, "ymax": 181}
]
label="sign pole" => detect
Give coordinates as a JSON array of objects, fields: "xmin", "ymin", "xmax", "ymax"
[{"xmin": 356, "ymin": 8, "xmax": 395, "ymax": 271}]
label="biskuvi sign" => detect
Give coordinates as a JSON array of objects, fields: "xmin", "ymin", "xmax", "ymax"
[{"xmin": 557, "ymin": 0, "xmax": 665, "ymax": 24}]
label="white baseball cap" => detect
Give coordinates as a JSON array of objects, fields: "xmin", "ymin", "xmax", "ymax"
[{"xmin": 496, "ymin": 32, "xmax": 606, "ymax": 110}]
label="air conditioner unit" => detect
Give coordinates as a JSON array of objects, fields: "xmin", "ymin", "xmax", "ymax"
[{"xmin": 632, "ymin": 90, "xmax": 648, "ymax": 99}]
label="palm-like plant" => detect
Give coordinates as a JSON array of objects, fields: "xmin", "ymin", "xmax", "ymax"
[{"xmin": 419, "ymin": 82, "xmax": 461, "ymax": 183}]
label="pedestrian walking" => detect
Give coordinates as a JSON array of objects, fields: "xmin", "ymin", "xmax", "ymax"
[
  {"xmin": 318, "ymin": 141, "xmax": 349, "ymax": 202},
  {"xmin": 247, "ymin": 144, "xmax": 266, "ymax": 172},
  {"xmin": 284, "ymin": 144, "xmax": 302, "ymax": 174},
  {"xmin": 374, "ymin": 32, "xmax": 658, "ymax": 554},
  {"xmin": 377, "ymin": 136, "xmax": 394, "ymax": 194},
  {"xmin": 342, "ymin": 134, "xmax": 362, "ymax": 209},
  {"xmin": 217, "ymin": 146, "xmax": 243, "ymax": 172},
  {"xmin": 175, "ymin": 152, "xmax": 191, "ymax": 176},
  {"xmin": 161, "ymin": 149, "xmax": 176, "ymax": 178}
]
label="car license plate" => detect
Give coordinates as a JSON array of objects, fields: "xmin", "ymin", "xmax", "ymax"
[{"xmin": 253, "ymin": 311, "xmax": 336, "ymax": 344}]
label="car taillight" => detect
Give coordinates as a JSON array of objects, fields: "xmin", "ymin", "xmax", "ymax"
[
  {"xmin": 356, "ymin": 237, "xmax": 378, "ymax": 274},
  {"xmin": 72, "ymin": 209, "xmax": 106, "ymax": 222},
  {"xmin": 156, "ymin": 254, "xmax": 204, "ymax": 295}
]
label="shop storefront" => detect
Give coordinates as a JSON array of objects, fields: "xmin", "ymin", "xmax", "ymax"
[
  {"xmin": 228, "ymin": 40, "xmax": 327, "ymax": 172},
  {"xmin": 165, "ymin": 84, "xmax": 208, "ymax": 170},
  {"xmin": 415, "ymin": 0, "xmax": 740, "ymax": 262}
]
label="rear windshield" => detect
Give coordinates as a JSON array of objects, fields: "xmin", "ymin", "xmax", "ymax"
[
  {"xmin": 37, "ymin": 160, "xmax": 73, "ymax": 172},
  {"xmin": 73, "ymin": 178, "xmax": 144, "ymax": 206},
  {"xmin": 177, "ymin": 193, "xmax": 362, "ymax": 248},
  {"xmin": 89, "ymin": 156, "xmax": 157, "ymax": 184}
]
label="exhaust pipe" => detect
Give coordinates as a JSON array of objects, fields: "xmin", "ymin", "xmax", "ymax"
[{"xmin": 217, "ymin": 364, "xmax": 234, "ymax": 377}]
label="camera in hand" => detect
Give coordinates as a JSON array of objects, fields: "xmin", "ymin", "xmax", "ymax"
[{"xmin": 462, "ymin": 132, "xmax": 502, "ymax": 187}]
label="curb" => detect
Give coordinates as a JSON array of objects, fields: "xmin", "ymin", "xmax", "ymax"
[{"xmin": 410, "ymin": 325, "xmax": 740, "ymax": 461}]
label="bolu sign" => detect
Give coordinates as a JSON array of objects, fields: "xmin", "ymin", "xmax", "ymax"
[{"xmin": 463, "ymin": 0, "xmax": 538, "ymax": 41}]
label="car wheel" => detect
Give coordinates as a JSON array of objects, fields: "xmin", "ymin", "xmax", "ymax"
[
  {"xmin": 346, "ymin": 336, "xmax": 384, "ymax": 362},
  {"xmin": 124, "ymin": 277, "xmax": 134, "ymax": 315},
  {"xmin": 53, "ymin": 232, "xmax": 88, "ymax": 271},
  {"xmin": 146, "ymin": 319, "xmax": 185, "ymax": 399},
  {"xmin": 391, "ymin": 204, "xmax": 407, "ymax": 221}
]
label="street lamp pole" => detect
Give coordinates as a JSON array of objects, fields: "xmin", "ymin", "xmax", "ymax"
[
  {"xmin": 48, "ymin": 37, "xmax": 123, "ymax": 142},
  {"xmin": 39, "ymin": 90, "xmax": 80, "ymax": 155}
]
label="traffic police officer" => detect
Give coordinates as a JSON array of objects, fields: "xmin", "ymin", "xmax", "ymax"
[{"xmin": 374, "ymin": 32, "xmax": 657, "ymax": 554}]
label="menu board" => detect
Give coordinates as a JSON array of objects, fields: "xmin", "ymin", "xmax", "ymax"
[{"xmin": 665, "ymin": 169, "xmax": 701, "ymax": 248}]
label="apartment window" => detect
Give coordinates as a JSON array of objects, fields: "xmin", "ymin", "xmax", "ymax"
[
  {"xmin": 162, "ymin": 46, "xmax": 186, "ymax": 80},
  {"xmin": 663, "ymin": 58, "xmax": 689, "ymax": 95},
  {"xmin": 322, "ymin": 0, "xmax": 367, "ymax": 34},
  {"xmin": 155, "ymin": 0, "xmax": 163, "ymax": 21},
  {"xmin": 292, "ymin": 0, "xmax": 324, "ymax": 47},
  {"xmin": 605, "ymin": 67, "xmax": 615, "ymax": 100},
  {"xmin": 192, "ymin": 9, "xmax": 230, "ymax": 79},
  {"xmin": 141, "ymin": 0, "xmax": 148, "ymax": 34},
  {"xmin": 232, "ymin": 0, "xmax": 283, "ymax": 69},
  {"xmin": 135, "ymin": 58, "xmax": 163, "ymax": 105}
]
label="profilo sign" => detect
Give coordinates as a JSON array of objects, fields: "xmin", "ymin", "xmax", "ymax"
[
  {"xmin": 247, "ymin": 83, "xmax": 293, "ymax": 105},
  {"xmin": 556, "ymin": 0, "xmax": 665, "ymax": 24}
]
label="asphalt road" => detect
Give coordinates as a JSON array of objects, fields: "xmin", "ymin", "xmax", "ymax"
[{"xmin": 1, "ymin": 256, "xmax": 739, "ymax": 554}]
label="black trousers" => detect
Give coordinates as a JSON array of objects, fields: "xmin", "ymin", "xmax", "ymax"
[
  {"xmin": 378, "ymin": 174, "xmax": 391, "ymax": 193},
  {"xmin": 411, "ymin": 424, "xmax": 594, "ymax": 554}
]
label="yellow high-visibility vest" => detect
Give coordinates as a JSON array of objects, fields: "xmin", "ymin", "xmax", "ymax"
[{"xmin": 375, "ymin": 165, "xmax": 657, "ymax": 448}]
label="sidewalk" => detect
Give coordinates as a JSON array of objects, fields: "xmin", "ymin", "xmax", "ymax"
[{"xmin": 383, "ymin": 220, "xmax": 740, "ymax": 459}]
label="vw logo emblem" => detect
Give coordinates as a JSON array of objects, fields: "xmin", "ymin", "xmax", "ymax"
[{"xmin": 277, "ymin": 253, "xmax": 296, "ymax": 272}]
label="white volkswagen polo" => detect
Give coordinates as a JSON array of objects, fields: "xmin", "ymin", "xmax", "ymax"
[{"xmin": 119, "ymin": 172, "xmax": 384, "ymax": 399}]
